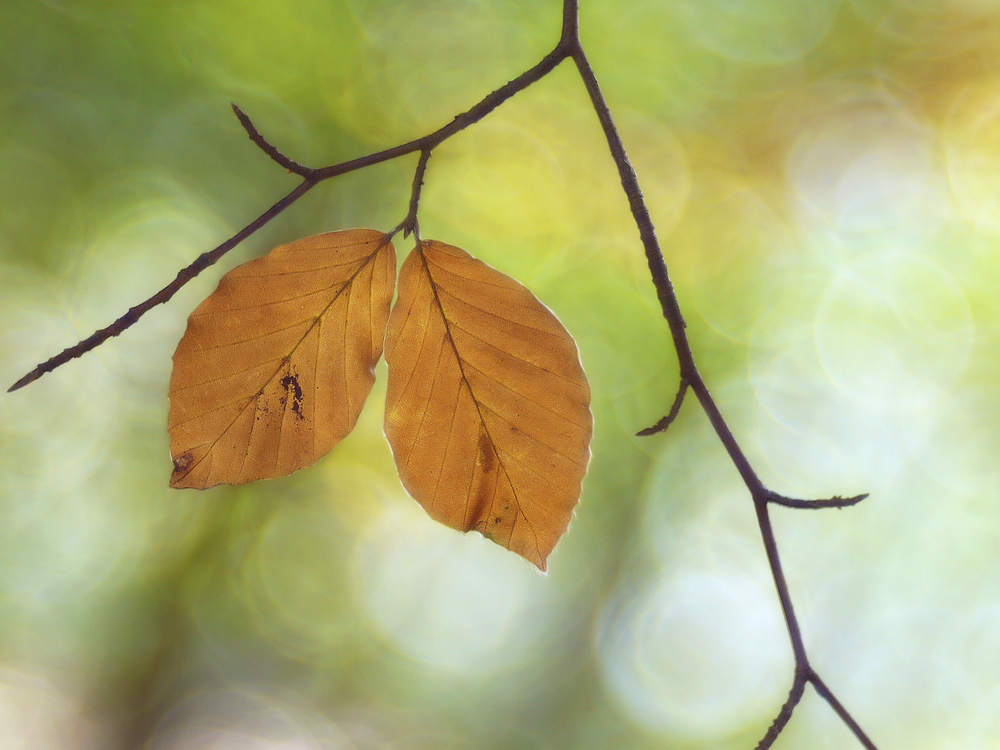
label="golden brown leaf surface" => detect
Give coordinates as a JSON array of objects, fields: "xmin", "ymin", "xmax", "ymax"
[
  {"xmin": 384, "ymin": 240, "xmax": 592, "ymax": 570},
  {"xmin": 169, "ymin": 229, "xmax": 395, "ymax": 488}
]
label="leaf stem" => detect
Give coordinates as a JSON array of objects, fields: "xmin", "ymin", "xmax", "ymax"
[{"xmin": 393, "ymin": 149, "xmax": 431, "ymax": 240}]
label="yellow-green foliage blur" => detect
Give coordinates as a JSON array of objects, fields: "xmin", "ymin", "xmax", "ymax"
[{"xmin": 2, "ymin": 1, "xmax": 998, "ymax": 748}]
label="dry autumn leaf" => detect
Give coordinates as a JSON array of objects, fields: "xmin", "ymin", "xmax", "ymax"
[
  {"xmin": 384, "ymin": 240, "xmax": 592, "ymax": 570},
  {"xmin": 168, "ymin": 229, "xmax": 395, "ymax": 488}
]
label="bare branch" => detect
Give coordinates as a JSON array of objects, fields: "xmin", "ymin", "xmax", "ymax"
[
  {"xmin": 769, "ymin": 491, "xmax": 870, "ymax": 510},
  {"xmin": 309, "ymin": 41, "xmax": 573, "ymax": 183},
  {"xmin": 8, "ymin": 4, "xmax": 884, "ymax": 748},
  {"xmin": 565, "ymin": 28, "xmax": 878, "ymax": 749}
]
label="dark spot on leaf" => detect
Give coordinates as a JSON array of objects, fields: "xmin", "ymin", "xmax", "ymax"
[
  {"xmin": 173, "ymin": 452, "xmax": 194, "ymax": 473},
  {"xmin": 280, "ymin": 373, "xmax": 305, "ymax": 420}
]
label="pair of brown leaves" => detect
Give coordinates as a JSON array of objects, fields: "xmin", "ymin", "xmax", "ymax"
[{"xmin": 168, "ymin": 230, "xmax": 592, "ymax": 569}]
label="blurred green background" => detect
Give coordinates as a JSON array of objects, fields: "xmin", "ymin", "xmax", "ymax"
[{"xmin": 2, "ymin": 0, "xmax": 999, "ymax": 748}]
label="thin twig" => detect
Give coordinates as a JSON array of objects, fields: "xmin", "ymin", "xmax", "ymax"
[
  {"xmin": 769, "ymin": 492, "xmax": 869, "ymax": 510},
  {"xmin": 752, "ymin": 495, "xmax": 810, "ymax": 664},
  {"xmin": 754, "ymin": 667, "xmax": 876, "ymax": 750},
  {"xmin": 637, "ymin": 377, "xmax": 688, "ymax": 436},
  {"xmin": 810, "ymin": 672, "xmax": 879, "ymax": 750},
  {"xmin": 309, "ymin": 41, "xmax": 574, "ymax": 182},
  {"xmin": 232, "ymin": 104, "xmax": 314, "ymax": 177}
]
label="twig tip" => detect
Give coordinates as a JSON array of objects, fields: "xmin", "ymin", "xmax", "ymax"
[
  {"xmin": 8, "ymin": 373, "xmax": 33, "ymax": 392},
  {"xmin": 637, "ymin": 378, "xmax": 689, "ymax": 436}
]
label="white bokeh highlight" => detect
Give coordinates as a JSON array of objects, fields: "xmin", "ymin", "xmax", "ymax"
[
  {"xmin": 786, "ymin": 83, "xmax": 945, "ymax": 260},
  {"xmin": 353, "ymin": 501, "xmax": 548, "ymax": 675}
]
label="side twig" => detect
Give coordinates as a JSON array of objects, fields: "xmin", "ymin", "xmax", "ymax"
[
  {"xmin": 231, "ymin": 104, "xmax": 314, "ymax": 177},
  {"xmin": 636, "ymin": 377, "xmax": 688, "ymax": 436},
  {"xmin": 769, "ymin": 491, "xmax": 869, "ymax": 510}
]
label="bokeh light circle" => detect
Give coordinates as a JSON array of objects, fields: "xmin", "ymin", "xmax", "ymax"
[
  {"xmin": 786, "ymin": 83, "xmax": 944, "ymax": 258},
  {"xmin": 242, "ymin": 500, "xmax": 355, "ymax": 657},
  {"xmin": 146, "ymin": 687, "xmax": 357, "ymax": 750},
  {"xmin": 0, "ymin": 668, "xmax": 108, "ymax": 750},
  {"xmin": 946, "ymin": 77, "xmax": 1000, "ymax": 235},
  {"xmin": 670, "ymin": 0, "xmax": 841, "ymax": 64},
  {"xmin": 595, "ymin": 567, "xmax": 787, "ymax": 740},
  {"xmin": 748, "ymin": 304, "xmax": 910, "ymax": 492},
  {"xmin": 353, "ymin": 502, "xmax": 546, "ymax": 675},
  {"xmin": 815, "ymin": 252, "xmax": 973, "ymax": 413}
]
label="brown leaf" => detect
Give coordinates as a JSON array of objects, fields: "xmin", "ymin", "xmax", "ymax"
[
  {"xmin": 383, "ymin": 240, "xmax": 591, "ymax": 570},
  {"xmin": 168, "ymin": 229, "xmax": 395, "ymax": 488}
]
